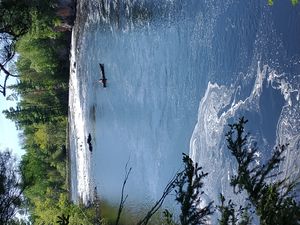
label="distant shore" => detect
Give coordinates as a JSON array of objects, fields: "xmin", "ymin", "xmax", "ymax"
[{"xmin": 66, "ymin": 0, "xmax": 77, "ymax": 202}]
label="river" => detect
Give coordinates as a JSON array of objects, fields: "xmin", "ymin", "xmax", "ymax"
[{"xmin": 69, "ymin": 0, "xmax": 300, "ymax": 221}]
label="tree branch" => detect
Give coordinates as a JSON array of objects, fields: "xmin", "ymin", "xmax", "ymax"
[
  {"xmin": 115, "ymin": 161, "xmax": 132, "ymax": 225},
  {"xmin": 137, "ymin": 172, "xmax": 179, "ymax": 225}
]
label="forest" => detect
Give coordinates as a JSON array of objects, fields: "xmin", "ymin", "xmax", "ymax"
[
  {"xmin": 0, "ymin": 0, "xmax": 299, "ymax": 224},
  {"xmin": 0, "ymin": 0, "xmax": 97, "ymax": 224}
]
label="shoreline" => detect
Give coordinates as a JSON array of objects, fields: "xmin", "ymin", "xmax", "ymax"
[
  {"xmin": 67, "ymin": 0, "xmax": 94, "ymax": 204},
  {"xmin": 66, "ymin": 0, "xmax": 79, "ymax": 202},
  {"xmin": 66, "ymin": 109, "xmax": 71, "ymax": 201}
]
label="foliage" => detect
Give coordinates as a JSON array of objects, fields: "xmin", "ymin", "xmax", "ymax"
[
  {"xmin": 95, "ymin": 119, "xmax": 300, "ymax": 225},
  {"xmin": 137, "ymin": 172, "xmax": 179, "ymax": 225},
  {"xmin": 218, "ymin": 194, "xmax": 237, "ymax": 225},
  {"xmin": 113, "ymin": 153, "xmax": 213, "ymax": 225},
  {"xmin": 0, "ymin": 0, "xmax": 31, "ymax": 38},
  {"xmin": 268, "ymin": 0, "xmax": 299, "ymax": 5},
  {"xmin": 3, "ymin": 106, "xmax": 65, "ymax": 129},
  {"xmin": 0, "ymin": 0, "xmax": 31, "ymax": 95},
  {"xmin": 0, "ymin": 150, "xmax": 24, "ymax": 224},
  {"xmin": 56, "ymin": 214, "xmax": 70, "ymax": 225},
  {"xmin": 1, "ymin": 0, "xmax": 299, "ymax": 222},
  {"xmin": 5, "ymin": 33, "xmax": 70, "ymax": 221},
  {"xmin": 0, "ymin": 0, "xmax": 70, "ymax": 96},
  {"xmin": 136, "ymin": 119, "xmax": 300, "ymax": 225},
  {"xmin": 217, "ymin": 194, "xmax": 251, "ymax": 225},
  {"xmin": 225, "ymin": 117, "xmax": 300, "ymax": 225},
  {"xmin": 163, "ymin": 209, "xmax": 175, "ymax": 225},
  {"xmin": 0, "ymin": 0, "xmax": 72, "ymax": 223},
  {"xmin": 18, "ymin": 116, "xmax": 70, "ymax": 223},
  {"xmin": 17, "ymin": 37, "xmax": 59, "ymax": 74},
  {"xmin": 174, "ymin": 153, "xmax": 213, "ymax": 225}
]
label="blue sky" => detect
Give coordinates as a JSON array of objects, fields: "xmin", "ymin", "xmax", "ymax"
[
  {"xmin": 0, "ymin": 42, "xmax": 24, "ymax": 158},
  {"xmin": 0, "ymin": 77, "xmax": 24, "ymax": 158}
]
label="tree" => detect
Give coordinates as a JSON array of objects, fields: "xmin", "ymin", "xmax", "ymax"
[
  {"xmin": 0, "ymin": 0, "xmax": 32, "ymax": 96},
  {"xmin": 174, "ymin": 153, "xmax": 213, "ymax": 225},
  {"xmin": 226, "ymin": 117, "xmax": 300, "ymax": 225},
  {"xmin": 217, "ymin": 194, "xmax": 251, "ymax": 225},
  {"xmin": 136, "ymin": 153, "xmax": 213, "ymax": 225},
  {"xmin": 0, "ymin": 150, "xmax": 24, "ymax": 224},
  {"xmin": 0, "ymin": 34, "xmax": 19, "ymax": 96},
  {"xmin": 0, "ymin": 0, "xmax": 68, "ymax": 96},
  {"xmin": 0, "ymin": 0, "xmax": 31, "ymax": 38},
  {"xmin": 56, "ymin": 214, "xmax": 70, "ymax": 225},
  {"xmin": 3, "ymin": 105, "xmax": 64, "ymax": 129}
]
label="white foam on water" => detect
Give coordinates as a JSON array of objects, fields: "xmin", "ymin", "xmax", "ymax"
[
  {"xmin": 269, "ymin": 71, "xmax": 300, "ymax": 182},
  {"xmin": 69, "ymin": 0, "xmax": 300, "ymax": 210},
  {"xmin": 189, "ymin": 62, "xmax": 300, "ymax": 221},
  {"xmin": 69, "ymin": 26, "xmax": 92, "ymax": 204}
]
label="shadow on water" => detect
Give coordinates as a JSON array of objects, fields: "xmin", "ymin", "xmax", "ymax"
[
  {"xmin": 90, "ymin": 104, "xmax": 96, "ymax": 122},
  {"xmin": 87, "ymin": 133, "xmax": 93, "ymax": 152}
]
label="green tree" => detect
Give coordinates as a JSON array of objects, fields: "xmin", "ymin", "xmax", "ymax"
[
  {"xmin": 16, "ymin": 36, "xmax": 59, "ymax": 74},
  {"xmin": 0, "ymin": 0, "xmax": 32, "ymax": 96},
  {"xmin": 217, "ymin": 194, "xmax": 251, "ymax": 225},
  {"xmin": 0, "ymin": 0, "xmax": 71, "ymax": 96},
  {"xmin": 226, "ymin": 117, "xmax": 300, "ymax": 225},
  {"xmin": 0, "ymin": 150, "xmax": 24, "ymax": 224},
  {"xmin": 174, "ymin": 153, "xmax": 213, "ymax": 225},
  {"xmin": 136, "ymin": 153, "xmax": 213, "ymax": 225},
  {"xmin": 3, "ymin": 106, "xmax": 59, "ymax": 128},
  {"xmin": 1, "ymin": 0, "xmax": 72, "ymax": 223},
  {"xmin": 0, "ymin": 0, "xmax": 31, "ymax": 38}
]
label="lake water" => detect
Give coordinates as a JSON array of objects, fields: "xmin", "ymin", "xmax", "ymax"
[{"xmin": 69, "ymin": 0, "xmax": 300, "ymax": 220}]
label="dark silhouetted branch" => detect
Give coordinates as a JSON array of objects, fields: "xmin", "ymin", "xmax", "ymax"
[
  {"xmin": 137, "ymin": 173, "xmax": 179, "ymax": 225},
  {"xmin": 115, "ymin": 161, "xmax": 132, "ymax": 225}
]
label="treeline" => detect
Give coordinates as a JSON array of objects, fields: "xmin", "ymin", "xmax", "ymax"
[
  {"xmin": 1, "ymin": 0, "xmax": 98, "ymax": 224},
  {"xmin": 3, "ymin": 7, "xmax": 71, "ymax": 225}
]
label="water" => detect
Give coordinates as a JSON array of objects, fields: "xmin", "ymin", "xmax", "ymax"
[{"xmin": 69, "ymin": 0, "xmax": 300, "ymax": 219}]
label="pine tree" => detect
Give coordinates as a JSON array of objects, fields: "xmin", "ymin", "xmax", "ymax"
[
  {"xmin": 174, "ymin": 153, "xmax": 214, "ymax": 225},
  {"xmin": 226, "ymin": 117, "xmax": 300, "ymax": 225}
]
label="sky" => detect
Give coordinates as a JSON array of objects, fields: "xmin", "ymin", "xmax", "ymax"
[{"xmin": 0, "ymin": 77, "xmax": 24, "ymax": 158}]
